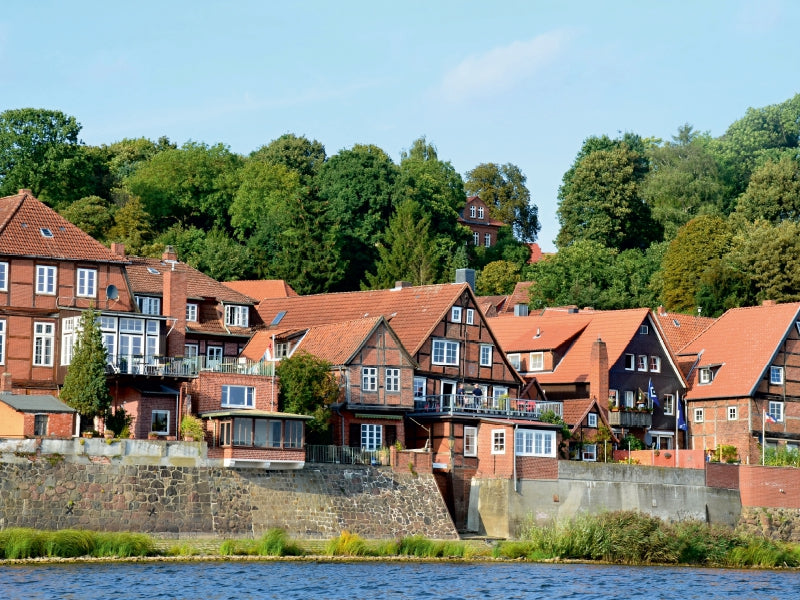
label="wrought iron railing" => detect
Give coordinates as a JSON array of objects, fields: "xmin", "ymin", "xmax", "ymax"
[
  {"xmin": 104, "ymin": 355, "xmax": 275, "ymax": 377},
  {"xmin": 412, "ymin": 395, "xmax": 562, "ymax": 420},
  {"xmin": 305, "ymin": 445, "xmax": 386, "ymax": 465}
]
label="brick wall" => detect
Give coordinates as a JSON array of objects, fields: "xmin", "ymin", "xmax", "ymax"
[
  {"xmin": 739, "ymin": 465, "xmax": 800, "ymax": 508},
  {"xmin": 516, "ymin": 456, "xmax": 558, "ymax": 479},
  {"xmin": 189, "ymin": 371, "xmax": 278, "ymax": 413},
  {"xmin": 706, "ymin": 462, "xmax": 740, "ymax": 490}
]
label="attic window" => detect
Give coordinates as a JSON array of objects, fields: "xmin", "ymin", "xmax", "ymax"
[
  {"xmin": 698, "ymin": 367, "xmax": 714, "ymax": 384},
  {"xmin": 673, "ymin": 319, "xmax": 680, "ymax": 327},
  {"xmin": 40, "ymin": 228, "xmax": 53, "ymax": 238},
  {"xmin": 147, "ymin": 267, "xmax": 160, "ymax": 275},
  {"xmin": 639, "ymin": 325, "xmax": 649, "ymax": 335}
]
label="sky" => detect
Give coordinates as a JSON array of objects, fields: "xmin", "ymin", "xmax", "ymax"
[{"xmin": 2, "ymin": 0, "xmax": 799, "ymax": 251}]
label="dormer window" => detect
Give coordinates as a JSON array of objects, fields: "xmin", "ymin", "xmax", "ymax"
[
  {"xmin": 477, "ymin": 206, "xmax": 484, "ymax": 219},
  {"xmin": 698, "ymin": 367, "xmax": 713, "ymax": 384},
  {"xmin": 225, "ymin": 305, "xmax": 249, "ymax": 327},
  {"xmin": 469, "ymin": 205, "xmax": 476, "ymax": 218},
  {"xmin": 185, "ymin": 303, "xmax": 198, "ymax": 322},
  {"xmin": 136, "ymin": 296, "xmax": 161, "ymax": 315}
]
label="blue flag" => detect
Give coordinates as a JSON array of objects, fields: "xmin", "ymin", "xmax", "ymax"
[
  {"xmin": 648, "ymin": 379, "xmax": 659, "ymax": 407},
  {"xmin": 677, "ymin": 396, "xmax": 687, "ymax": 431}
]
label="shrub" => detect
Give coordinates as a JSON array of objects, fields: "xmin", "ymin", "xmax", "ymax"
[
  {"xmin": 43, "ymin": 529, "xmax": 95, "ymax": 558},
  {"xmin": 255, "ymin": 529, "xmax": 304, "ymax": 556},
  {"xmin": 179, "ymin": 415, "xmax": 205, "ymax": 440},
  {"xmin": 92, "ymin": 532, "xmax": 154, "ymax": 558},
  {"xmin": 326, "ymin": 531, "xmax": 369, "ymax": 556}
]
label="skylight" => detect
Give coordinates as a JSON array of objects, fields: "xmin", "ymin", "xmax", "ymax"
[
  {"xmin": 147, "ymin": 267, "xmax": 160, "ymax": 275},
  {"xmin": 40, "ymin": 228, "xmax": 53, "ymax": 238}
]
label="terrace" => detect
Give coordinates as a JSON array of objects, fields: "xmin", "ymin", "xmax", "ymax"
[
  {"xmin": 412, "ymin": 395, "xmax": 562, "ymax": 420},
  {"xmin": 105, "ymin": 355, "xmax": 275, "ymax": 378}
]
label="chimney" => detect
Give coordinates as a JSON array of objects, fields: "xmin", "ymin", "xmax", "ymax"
[
  {"xmin": 455, "ymin": 268, "xmax": 475, "ymax": 291},
  {"xmin": 393, "ymin": 281, "xmax": 413, "ymax": 290},
  {"xmin": 762, "ymin": 299, "xmax": 776, "ymax": 307},
  {"xmin": 0, "ymin": 372, "xmax": 12, "ymax": 393},
  {"xmin": 163, "ymin": 255, "xmax": 187, "ymax": 357},
  {"xmin": 111, "ymin": 242, "xmax": 126, "ymax": 257},
  {"xmin": 162, "ymin": 245, "xmax": 178, "ymax": 263},
  {"xmin": 589, "ymin": 337, "xmax": 609, "ymax": 408}
]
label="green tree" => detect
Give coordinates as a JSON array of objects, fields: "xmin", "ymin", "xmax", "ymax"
[
  {"xmin": 476, "ymin": 260, "xmax": 521, "ymax": 295},
  {"xmin": 60, "ymin": 309, "xmax": 112, "ymax": 421},
  {"xmin": 730, "ymin": 220, "xmax": 800, "ymax": 304},
  {"xmin": 59, "ymin": 195, "xmax": 115, "ymax": 240},
  {"xmin": 156, "ymin": 225, "xmax": 255, "ymax": 281},
  {"xmin": 364, "ymin": 200, "xmax": 438, "ymax": 289},
  {"xmin": 250, "ymin": 133, "xmax": 326, "ymax": 185},
  {"xmin": 106, "ymin": 194, "xmax": 154, "ymax": 255},
  {"xmin": 465, "ymin": 162, "xmax": 540, "ymax": 242},
  {"xmin": 661, "ymin": 215, "xmax": 732, "ymax": 312},
  {"xmin": 276, "ymin": 350, "xmax": 339, "ymax": 440},
  {"xmin": 733, "ymin": 154, "xmax": 800, "ymax": 224}
]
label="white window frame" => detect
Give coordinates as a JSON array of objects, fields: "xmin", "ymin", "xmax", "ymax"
[
  {"xmin": 136, "ymin": 296, "xmax": 161, "ymax": 315},
  {"xmin": 385, "ymin": 368, "xmax": 400, "ymax": 392},
  {"xmin": 33, "ymin": 322, "xmax": 54, "ymax": 366},
  {"xmin": 362, "ymin": 367, "xmax": 378, "ymax": 392},
  {"xmin": 624, "ymin": 353, "xmax": 635, "ymax": 371},
  {"xmin": 770, "ymin": 366, "xmax": 784, "ymax": 385},
  {"xmin": 480, "ymin": 344, "xmax": 493, "ymax": 367},
  {"xmin": 151, "ymin": 410, "xmax": 170, "ymax": 435},
  {"xmin": 491, "ymin": 429, "xmax": 506, "ymax": 454},
  {"xmin": 609, "ymin": 389, "xmax": 619, "ymax": 407},
  {"xmin": 587, "ymin": 413, "xmax": 598, "ymax": 428},
  {"xmin": 221, "ymin": 385, "xmax": 255, "ymax": 408},
  {"xmin": 582, "ymin": 444, "xmax": 598, "ymax": 462},
  {"xmin": 768, "ymin": 401, "xmax": 784, "ymax": 423},
  {"xmin": 361, "ymin": 423, "xmax": 382, "ymax": 451},
  {"xmin": 694, "ymin": 407, "xmax": 704, "ymax": 423},
  {"xmin": 0, "ymin": 261, "xmax": 8, "ymax": 291},
  {"xmin": 225, "ymin": 305, "xmax": 249, "ymax": 327},
  {"xmin": 185, "ymin": 303, "xmax": 198, "ymax": 322},
  {"xmin": 639, "ymin": 325, "xmax": 649, "ymax": 335},
  {"xmin": 464, "ymin": 426, "xmax": 477, "ymax": 457},
  {"xmin": 515, "ymin": 429, "xmax": 556, "ymax": 457},
  {"xmin": 451, "ymin": 306, "xmax": 462, "ymax": 323},
  {"xmin": 637, "ymin": 355, "xmax": 648, "ymax": 372},
  {"xmin": 728, "ymin": 406, "xmax": 737, "ymax": 421},
  {"xmin": 624, "ymin": 390, "xmax": 635, "ymax": 408},
  {"xmin": 0, "ymin": 319, "xmax": 5, "ymax": 365},
  {"xmin": 478, "ymin": 206, "xmax": 484, "ymax": 219},
  {"xmin": 699, "ymin": 368, "xmax": 712, "ymax": 384},
  {"xmin": 432, "ymin": 339, "xmax": 459, "ymax": 366},
  {"xmin": 484, "ymin": 233, "xmax": 491, "ymax": 247},
  {"xmin": 76, "ymin": 268, "xmax": 97, "ymax": 298},
  {"xmin": 413, "ymin": 376, "xmax": 426, "ymax": 398},
  {"xmin": 529, "ymin": 351, "xmax": 544, "ymax": 371},
  {"xmin": 508, "ymin": 353, "xmax": 521, "ymax": 370},
  {"xmin": 473, "ymin": 232, "xmax": 479, "ymax": 245},
  {"xmin": 469, "ymin": 205, "xmax": 476, "ymax": 218},
  {"xmin": 465, "ymin": 309, "xmax": 474, "ymax": 325},
  {"xmin": 663, "ymin": 394, "xmax": 674, "ymax": 416},
  {"xmin": 649, "ymin": 356, "xmax": 661, "ymax": 373},
  {"xmin": 36, "ymin": 265, "xmax": 56, "ymax": 295}
]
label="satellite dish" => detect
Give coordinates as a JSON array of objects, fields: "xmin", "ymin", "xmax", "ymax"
[{"xmin": 105, "ymin": 284, "xmax": 119, "ymax": 301}]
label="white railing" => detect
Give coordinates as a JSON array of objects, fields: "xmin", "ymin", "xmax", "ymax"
[
  {"xmin": 105, "ymin": 355, "xmax": 275, "ymax": 377},
  {"xmin": 413, "ymin": 395, "xmax": 562, "ymax": 420}
]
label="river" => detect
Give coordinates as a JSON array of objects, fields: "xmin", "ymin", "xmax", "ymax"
[{"xmin": 1, "ymin": 561, "xmax": 798, "ymax": 599}]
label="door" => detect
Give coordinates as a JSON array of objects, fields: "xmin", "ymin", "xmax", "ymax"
[
  {"xmin": 440, "ymin": 380, "xmax": 456, "ymax": 411},
  {"xmin": 119, "ymin": 334, "xmax": 143, "ymax": 373},
  {"xmin": 207, "ymin": 346, "xmax": 223, "ymax": 370}
]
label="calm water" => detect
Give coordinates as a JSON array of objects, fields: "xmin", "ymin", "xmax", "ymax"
[{"xmin": 1, "ymin": 561, "xmax": 798, "ymax": 600}]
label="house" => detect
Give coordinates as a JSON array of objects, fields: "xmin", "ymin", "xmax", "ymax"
[
  {"xmin": 0, "ymin": 374, "xmax": 76, "ymax": 438},
  {"xmin": 458, "ymin": 196, "xmax": 505, "ymax": 248},
  {"xmin": 476, "ymin": 282, "xmax": 533, "ymax": 317},
  {"xmin": 488, "ymin": 307, "xmax": 688, "ymax": 450},
  {"xmin": 679, "ymin": 301, "xmax": 800, "ymax": 463}
]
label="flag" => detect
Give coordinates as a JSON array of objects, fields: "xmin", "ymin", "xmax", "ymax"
[
  {"xmin": 677, "ymin": 396, "xmax": 687, "ymax": 431},
  {"xmin": 648, "ymin": 379, "xmax": 659, "ymax": 407},
  {"xmin": 765, "ymin": 411, "xmax": 777, "ymax": 424}
]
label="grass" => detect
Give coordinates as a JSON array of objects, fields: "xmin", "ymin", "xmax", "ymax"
[
  {"xmin": 220, "ymin": 529, "xmax": 305, "ymax": 557},
  {"xmin": 0, "ymin": 528, "xmax": 155, "ymax": 559}
]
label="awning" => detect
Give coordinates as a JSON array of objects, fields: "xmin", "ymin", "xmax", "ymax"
[{"xmin": 200, "ymin": 409, "xmax": 312, "ymax": 420}]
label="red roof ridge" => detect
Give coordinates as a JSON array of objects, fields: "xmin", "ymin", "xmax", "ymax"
[{"xmin": 0, "ymin": 193, "xmax": 24, "ymax": 235}]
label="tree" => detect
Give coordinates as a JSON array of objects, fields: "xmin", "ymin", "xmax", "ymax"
[
  {"xmin": 364, "ymin": 200, "xmax": 438, "ymax": 289},
  {"xmin": 60, "ymin": 309, "xmax": 112, "ymax": 422},
  {"xmin": 59, "ymin": 195, "xmax": 115, "ymax": 240},
  {"xmin": 276, "ymin": 350, "xmax": 339, "ymax": 440},
  {"xmin": 476, "ymin": 260, "xmax": 521, "ymax": 295},
  {"xmin": 250, "ymin": 133, "xmax": 326, "ymax": 185},
  {"xmin": 465, "ymin": 162, "xmax": 540, "ymax": 242},
  {"xmin": 106, "ymin": 194, "xmax": 154, "ymax": 255},
  {"xmin": 734, "ymin": 154, "xmax": 800, "ymax": 224},
  {"xmin": 156, "ymin": 225, "xmax": 255, "ymax": 281}
]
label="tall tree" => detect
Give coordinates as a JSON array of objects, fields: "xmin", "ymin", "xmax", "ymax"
[
  {"xmin": 465, "ymin": 162, "xmax": 540, "ymax": 242},
  {"xmin": 730, "ymin": 220, "xmax": 800, "ymax": 304},
  {"xmin": 733, "ymin": 154, "xmax": 800, "ymax": 224},
  {"xmin": 106, "ymin": 194, "xmax": 154, "ymax": 255},
  {"xmin": 250, "ymin": 133, "xmax": 326, "ymax": 185},
  {"xmin": 276, "ymin": 350, "xmax": 339, "ymax": 440},
  {"xmin": 60, "ymin": 195, "xmax": 115, "ymax": 240},
  {"xmin": 60, "ymin": 309, "xmax": 112, "ymax": 422},
  {"xmin": 476, "ymin": 260, "xmax": 521, "ymax": 295}
]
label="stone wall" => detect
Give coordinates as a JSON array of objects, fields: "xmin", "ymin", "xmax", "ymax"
[
  {"xmin": 738, "ymin": 507, "xmax": 800, "ymax": 542},
  {"xmin": 0, "ymin": 452, "xmax": 457, "ymax": 540}
]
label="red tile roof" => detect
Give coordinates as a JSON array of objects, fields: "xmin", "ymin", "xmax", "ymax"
[
  {"xmin": 0, "ymin": 190, "xmax": 125, "ymax": 263},
  {"xmin": 682, "ymin": 302, "xmax": 800, "ymax": 400},
  {"xmin": 223, "ymin": 279, "xmax": 298, "ymax": 300},
  {"xmin": 655, "ymin": 309, "xmax": 716, "ymax": 354},
  {"xmin": 488, "ymin": 312, "xmax": 591, "ymax": 352}
]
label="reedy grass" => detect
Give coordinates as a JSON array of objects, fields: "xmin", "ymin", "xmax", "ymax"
[{"xmin": 0, "ymin": 528, "xmax": 154, "ymax": 559}]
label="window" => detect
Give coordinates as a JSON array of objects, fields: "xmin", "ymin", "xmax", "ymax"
[
  {"xmin": 362, "ymin": 367, "xmax": 378, "ymax": 392},
  {"xmin": 624, "ymin": 390, "xmax": 635, "ymax": 408},
  {"xmin": 136, "ymin": 296, "xmax": 161, "ymax": 315},
  {"xmin": 609, "ymin": 389, "xmax": 619, "ymax": 407},
  {"xmin": 185, "ymin": 303, "xmax": 198, "ymax": 322},
  {"xmin": 413, "ymin": 377, "xmax": 426, "ymax": 398},
  {"xmin": 464, "ymin": 426, "xmax": 477, "ymax": 457},
  {"xmin": 624, "ymin": 354, "xmax": 635, "ymax": 370},
  {"xmin": 663, "ymin": 394, "xmax": 674, "ymax": 415},
  {"xmin": 40, "ymin": 227, "xmax": 53, "ymax": 238},
  {"xmin": 219, "ymin": 421, "xmax": 232, "ymax": 446},
  {"xmin": 480, "ymin": 344, "xmax": 492, "ymax": 366},
  {"xmin": 698, "ymin": 368, "xmax": 713, "ymax": 384},
  {"xmin": 508, "ymin": 354, "xmax": 521, "ymax": 370},
  {"xmin": 285, "ymin": 420, "xmax": 303, "ymax": 448},
  {"xmin": 76, "ymin": 268, "xmax": 97, "ymax": 297},
  {"xmin": 233, "ymin": 418, "xmax": 253, "ymax": 446},
  {"xmin": 34, "ymin": 414, "xmax": 48, "ymax": 436},
  {"xmin": 33, "ymin": 322, "xmax": 54, "ymax": 366},
  {"xmin": 451, "ymin": 306, "xmax": 462, "ymax": 323},
  {"xmin": 184, "ymin": 344, "xmax": 198, "ymax": 359},
  {"xmin": 432, "ymin": 339, "xmax": 459, "ymax": 365},
  {"xmin": 484, "ymin": 233, "xmax": 491, "ymax": 247},
  {"xmin": 36, "ymin": 265, "xmax": 56, "ymax": 295},
  {"xmin": 361, "ymin": 424, "xmax": 382, "ymax": 450},
  {"xmin": 529, "ymin": 352, "xmax": 544, "ymax": 371},
  {"xmin": 222, "ymin": 385, "xmax": 254, "ymax": 408},
  {"xmin": 478, "ymin": 206, "xmax": 484, "ymax": 219},
  {"xmin": 207, "ymin": 346, "xmax": 222, "ymax": 368},
  {"xmin": 274, "ymin": 342, "xmax": 289, "ymax": 359},
  {"xmin": 637, "ymin": 355, "xmax": 648, "ymax": 371},
  {"xmin": 225, "ymin": 305, "xmax": 249, "ymax": 327},
  {"xmin": 516, "ymin": 430, "xmax": 555, "ymax": 457},
  {"xmin": 582, "ymin": 444, "xmax": 597, "ymax": 462},
  {"xmin": 694, "ymin": 408, "xmax": 704, "ymax": 423},
  {"xmin": 639, "ymin": 325, "xmax": 649, "ymax": 335},
  {"xmin": 587, "ymin": 413, "xmax": 598, "ymax": 428},
  {"xmin": 466, "ymin": 309, "xmax": 474, "ymax": 325},
  {"xmin": 770, "ymin": 366, "xmax": 784, "ymax": 385},
  {"xmin": 0, "ymin": 262, "xmax": 8, "ymax": 291},
  {"xmin": 0, "ymin": 319, "xmax": 5, "ymax": 365},
  {"xmin": 385, "ymin": 368, "xmax": 400, "ymax": 392},
  {"xmin": 649, "ymin": 356, "xmax": 661, "ymax": 373},
  {"xmin": 473, "ymin": 232, "xmax": 479, "ymax": 245},
  {"xmin": 768, "ymin": 401, "xmax": 784, "ymax": 423},
  {"xmin": 728, "ymin": 406, "xmax": 737, "ymax": 420},
  {"xmin": 151, "ymin": 410, "xmax": 169, "ymax": 435},
  {"xmin": 469, "ymin": 205, "xmax": 476, "ymax": 218},
  {"xmin": 491, "ymin": 429, "xmax": 506, "ymax": 454}
]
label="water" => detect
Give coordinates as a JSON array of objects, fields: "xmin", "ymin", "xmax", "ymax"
[{"xmin": 1, "ymin": 561, "xmax": 798, "ymax": 600}]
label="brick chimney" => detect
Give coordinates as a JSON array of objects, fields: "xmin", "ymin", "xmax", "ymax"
[
  {"xmin": 1, "ymin": 372, "xmax": 13, "ymax": 393},
  {"xmin": 111, "ymin": 242, "xmax": 126, "ymax": 257},
  {"xmin": 162, "ymin": 250, "xmax": 187, "ymax": 357},
  {"xmin": 589, "ymin": 337, "xmax": 609, "ymax": 407}
]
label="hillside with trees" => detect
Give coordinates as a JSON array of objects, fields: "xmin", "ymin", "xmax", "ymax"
[{"xmin": 1, "ymin": 94, "xmax": 799, "ymax": 314}]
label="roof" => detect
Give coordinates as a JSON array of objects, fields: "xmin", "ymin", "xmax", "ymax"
[
  {"xmin": 254, "ymin": 282, "xmax": 471, "ymax": 355},
  {"xmin": 223, "ymin": 280, "xmax": 298, "ymax": 300},
  {"xmin": 476, "ymin": 282, "xmax": 534, "ymax": 316},
  {"xmin": 0, "ymin": 190, "xmax": 125, "ymax": 263},
  {"xmin": 0, "ymin": 393, "xmax": 76, "ymax": 413},
  {"xmin": 655, "ymin": 309, "xmax": 716, "ymax": 354},
  {"xmin": 488, "ymin": 312, "xmax": 591, "ymax": 353},
  {"xmin": 681, "ymin": 302, "xmax": 800, "ymax": 400}
]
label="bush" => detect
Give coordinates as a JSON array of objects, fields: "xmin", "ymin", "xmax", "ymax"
[
  {"xmin": 325, "ymin": 531, "xmax": 369, "ymax": 556},
  {"xmin": 179, "ymin": 415, "xmax": 205, "ymax": 440}
]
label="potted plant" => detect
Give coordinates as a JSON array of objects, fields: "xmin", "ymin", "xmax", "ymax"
[
  {"xmin": 104, "ymin": 429, "xmax": 115, "ymax": 439},
  {"xmin": 180, "ymin": 414, "xmax": 204, "ymax": 442},
  {"xmin": 148, "ymin": 431, "xmax": 159, "ymax": 440}
]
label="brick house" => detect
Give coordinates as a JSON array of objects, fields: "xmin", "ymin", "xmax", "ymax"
[
  {"xmin": 458, "ymin": 196, "xmax": 505, "ymax": 248},
  {"xmin": 0, "ymin": 373, "xmax": 76, "ymax": 437},
  {"xmin": 679, "ymin": 301, "xmax": 800, "ymax": 463}
]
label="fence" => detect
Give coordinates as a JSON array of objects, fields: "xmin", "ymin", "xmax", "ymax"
[{"xmin": 305, "ymin": 444, "xmax": 387, "ymax": 466}]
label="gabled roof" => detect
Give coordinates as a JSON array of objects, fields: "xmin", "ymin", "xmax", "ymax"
[
  {"xmin": 223, "ymin": 279, "xmax": 298, "ymax": 300},
  {"xmin": 254, "ymin": 283, "xmax": 472, "ymax": 355},
  {"xmin": 682, "ymin": 302, "xmax": 800, "ymax": 400},
  {"xmin": 562, "ymin": 397, "xmax": 617, "ymax": 441},
  {"xmin": 0, "ymin": 190, "xmax": 125, "ymax": 263},
  {"xmin": 655, "ymin": 309, "xmax": 716, "ymax": 354},
  {"xmin": 488, "ymin": 312, "xmax": 591, "ymax": 353},
  {"xmin": 0, "ymin": 392, "xmax": 76, "ymax": 413},
  {"xmin": 458, "ymin": 196, "xmax": 506, "ymax": 227},
  {"xmin": 477, "ymin": 282, "xmax": 534, "ymax": 316}
]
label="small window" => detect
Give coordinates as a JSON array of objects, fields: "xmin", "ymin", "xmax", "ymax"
[
  {"xmin": 694, "ymin": 408, "xmax": 704, "ymax": 423},
  {"xmin": 473, "ymin": 232, "xmax": 479, "ymax": 245},
  {"xmin": 36, "ymin": 265, "xmax": 57, "ymax": 295},
  {"xmin": 624, "ymin": 354, "xmax": 635, "ymax": 370},
  {"xmin": 361, "ymin": 423, "xmax": 383, "ymax": 450},
  {"xmin": 413, "ymin": 377, "xmax": 426, "ymax": 398},
  {"xmin": 698, "ymin": 368, "xmax": 713, "ymax": 384},
  {"xmin": 34, "ymin": 414, "xmax": 48, "ymax": 436},
  {"xmin": 478, "ymin": 206, "xmax": 484, "ymax": 219},
  {"xmin": 624, "ymin": 390, "xmax": 635, "ymax": 408},
  {"xmin": 491, "ymin": 429, "xmax": 506, "ymax": 454},
  {"xmin": 225, "ymin": 305, "xmax": 249, "ymax": 327},
  {"xmin": 768, "ymin": 401, "xmax": 784, "ymax": 423},
  {"xmin": 39, "ymin": 227, "xmax": 53, "ymax": 238},
  {"xmin": 0, "ymin": 262, "xmax": 8, "ymax": 291},
  {"xmin": 480, "ymin": 344, "xmax": 492, "ymax": 367},
  {"xmin": 76, "ymin": 268, "xmax": 97, "ymax": 298},
  {"xmin": 582, "ymin": 444, "xmax": 597, "ymax": 462},
  {"xmin": 362, "ymin": 367, "xmax": 378, "ymax": 392},
  {"xmin": 385, "ymin": 368, "xmax": 400, "ymax": 392},
  {"xmin": 529, "ymin": 352, "xmax": 544, "ymax": 371},
  {"xmin": 770, "ymin": 366, "xmax": 784, "ymax": 385},
  {"xmin": 728, "ymin": 406, "xmax": 737, "ymax": 421},
  {"xmin": 151, "ymin": 410, "xmax": 169, "ymax": 435},
  {"xmin": 186, "ymin": 303, "xmax": 198, "ymax": 322},
  {"xmin": 587, "ymin": 413, "xmax": 598, "ymax": 428},
  {"xmin": 136, "ymin": 296, "xmax": 161, "ymax": 315},
  {"xmin": 484, "ymin": 233, "xmax": 491, "ymax": 247},
  {"xmin": 464, "ymin": 426, "xmax": 477, "ymax": 457},
  {"xmin": 451, "ymin": 306, "xmax": 462, "ymax": 323},
  {"xmin": 147, "ymin": 267, "xmax": 160, "ymax": 275},
  {"xmin": 432, "ymin": 339, "xmax": 459, "ymax": 365},
  {"xmin": 469, "ymin": 205, "xmax": 476, "ymax": 218},
  {"xmin": 663, "ymin": 394, "xmax": 674, "ymax": 415},
  {"xmin": 649, "ymin": 356, "xmax": 661, "ymax": 373},
  {"xmin": 222, "ymin": 385, "xmax": 254, "ymax": 408},
  {"xmin": 637, "ymin": 355, "xmax": 648, "ymax": 371},
  {"xmin": 608, "ymin": 389, "xmax": 619, "ymax": 407},
  {"xmin": 508, "ymin": 354, "xmax": 521, "ymax": 370},
  {"xmin": 639, "ymin": 324, "xmax": 649, "ymax": 335},
  {"xmin": 465, "ymin": 309, "xmax": 474, "ymax": 325}
]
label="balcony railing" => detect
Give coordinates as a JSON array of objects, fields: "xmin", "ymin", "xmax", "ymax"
[
  {"xmin": 412, "ymin": 395, "xmax": 562, "ymax": 420},
  {"xmin": 607, "ymin": 409, "xmax": 652, "ymax": 428},
  {"xmin": 105, "ymin": 355, "xmax": 275, "ymax": 378},
  {"xmin": 306, "ymin": 445, "xmax": 385, "ymax": 465}
]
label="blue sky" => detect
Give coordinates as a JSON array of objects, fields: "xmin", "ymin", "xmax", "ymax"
[{"xmin": 2, "ymin": 1, "xmax": 799, "ymax": 250}]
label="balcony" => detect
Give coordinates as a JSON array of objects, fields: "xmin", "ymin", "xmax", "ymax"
[
  {"xmin": 412, "ymin": 395, "xmax": 562, "ymax": 421},
  {"xmin": 607, "ymin": 409, "xmax": 652, "ymax": 428},
  {"xmin": 105, "ymin": 355, "xmax": 275, "ymax": 378}
]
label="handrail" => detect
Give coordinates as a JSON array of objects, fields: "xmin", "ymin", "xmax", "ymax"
[
  {"xmin": 104, "ymin": 354, "xmax": 275, "ymax": 377},
  {"xmin": 412, "ymin": 394, "xmax": 562, "ymax": 419}
]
